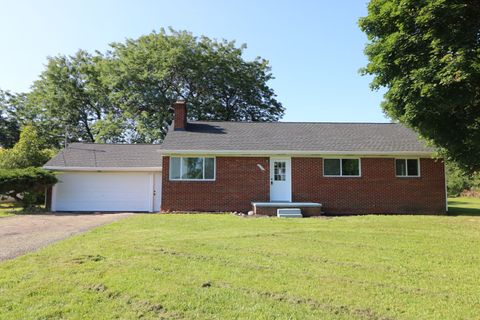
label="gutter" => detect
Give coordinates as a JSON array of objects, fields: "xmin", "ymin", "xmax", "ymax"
[
  {"xmin": 43, "ymin": 166, "xmax": 162, "ymax": 172},
  {"xmin": 158, "ymin": 149, "xmax": 435, "ymax": 157}
]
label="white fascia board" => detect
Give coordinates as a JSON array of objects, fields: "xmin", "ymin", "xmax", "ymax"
[
  {"xmin": 160, "ymin": 149, "xmax": 435, "ymax": 157},
  {"xmin": 43, "ymin": 166, "xmax": 162, "ymax": 172}
]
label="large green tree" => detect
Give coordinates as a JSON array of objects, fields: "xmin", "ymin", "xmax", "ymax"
[
  {"xmin": 25, "ymin": 29, "xmax": 283, "ymax": 145},
  {"xmin": 103, "ymin": 29, "xmax": 284, "ymax": 142},
  {"xmin": 27, "ymin": 50, "xmax": 122, "ymax": 146},
  {"xmin": 359, "ymin": 0, "xmax": 480, "ymax": 173}
]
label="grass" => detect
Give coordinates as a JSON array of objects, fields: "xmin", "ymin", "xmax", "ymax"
[
  {"xmin": 0, "ymin": 202, "xmax": 22, "ymax": 217},
  {"xmin": 0, "ymin": 199, "xmax": 479, "ymax": 319},
  {"xmin": 0, "ymin": 202, "xmax": 47, "ymax": 217},
  {"xmin": 447, "ymin": 197, "xmax": 480, "ymax": 216}
]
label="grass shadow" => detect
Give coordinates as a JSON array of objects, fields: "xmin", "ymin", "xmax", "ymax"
[
  {"xmin": 0, "ymin": 202, "xmax": 22, "ymax": 217},
  {"xmin": 447, "ymin": 197, "xmax": 480, "ymax": 216},
  {"xmin": 0, "ymin": 202, "xmax": 50, "ymax": 217}
]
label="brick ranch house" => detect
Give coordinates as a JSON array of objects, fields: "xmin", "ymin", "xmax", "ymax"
[{"xmin": 44, "ymin": 101, "xmax": 447, "ymax": 215}]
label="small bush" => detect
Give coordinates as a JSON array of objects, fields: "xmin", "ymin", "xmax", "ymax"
[
  {"xmin": 0, "ymin": 167, "xmax": 57, "ymax": 209},
  {"xmin": 446, "ymin": 162, "xmax": 479, "ymax": 197}
]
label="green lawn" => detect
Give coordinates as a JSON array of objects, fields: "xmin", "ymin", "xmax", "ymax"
[
  {"xmin": 0, "ymin": 202, "xmax": 22, "ymax": 217},
  {"xmin": 447, "ymin": 197, "xmax": 480, "ymax": 216},
  {"xmin": 0, "ymin": 199, "xmax": 479, "ymax": 319}
]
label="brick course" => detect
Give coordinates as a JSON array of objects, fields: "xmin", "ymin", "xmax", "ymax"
[
  {"xmin": 292, "ymin": 157, "xmax": 446, "ymax": 214},
  {"xmin": 161, "ymin": 156, "xmax": 446, "ymax": 214},
  {"xmin": 161, "ymin": 156, "xmax": 270, "ymax": 212}
]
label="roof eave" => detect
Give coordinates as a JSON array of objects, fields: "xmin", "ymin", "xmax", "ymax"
[
  {"xmin": 43, "ymin": 166, "xmax": 162, "ymax": 172},
  {"xmin": 159, "ymin": 149, "xmax": 435, "ymax": 157}
]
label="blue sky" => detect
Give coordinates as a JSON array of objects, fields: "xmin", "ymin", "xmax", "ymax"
[{"xmin": 0, "ymin": 0, "xmax": 388, "ymax": 122}]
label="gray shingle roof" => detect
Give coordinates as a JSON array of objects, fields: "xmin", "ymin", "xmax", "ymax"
[
  {"xmin": 160, "ymin": 121, "xmax": 432, "ymax": 154},
  {"xmin": 44, "ymin": 143, "xmax": 162, "ymax": 168}
]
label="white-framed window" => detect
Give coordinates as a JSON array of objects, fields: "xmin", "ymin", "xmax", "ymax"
[
  {"xmin": 169, "ymin": 157, "xmax": 215, "ymax": 181},
  {"xmin": 395, "ymin": 158, "xmax": 420, "ymax": 177},
  {"xmin": 323, "ymin": 158, "xmax": 361, "ymax": 177}
]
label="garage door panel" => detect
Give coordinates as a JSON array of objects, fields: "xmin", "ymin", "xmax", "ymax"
[{"xmin": 54, "ymin": 172, "xmax": 154, "ymax": 212}]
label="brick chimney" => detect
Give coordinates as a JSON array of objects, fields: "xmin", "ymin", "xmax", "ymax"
[{"xmin": 173, "ymin": 100, "xmax": 187, "ymax": 130}]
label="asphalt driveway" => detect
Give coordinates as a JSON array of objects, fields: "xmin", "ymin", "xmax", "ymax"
[{"xmin": 0, "ymin": 213, "xmax": 132, "ymax": 261}]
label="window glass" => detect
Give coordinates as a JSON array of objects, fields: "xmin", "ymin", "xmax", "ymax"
[
  {"xmin": 396, "ymin": 159, "xmax": 406, "ymax": 176},
  {"xmin": 396, "ymin": 159, "xmax": 419, "ymax": 177},
  {"xmin": 274, "ymin": 161, "xmax": 286, "ymax": 181},
  {"xmin": 170, "ymin": 157, "xmax": 181, "ymax": 179},
  {"xmin": 204, "ymin": 158, "xmax": 215, "ymax": 179},
  {"xmin": 324, "ymin": 159, "xmax": 341, "ymax": 176},
  {"xmin": 170, "ymin": 157, "xmax": 215, "ymax": 180},
  {"xmin": 407, "ymin": 159, "xmax": 419, "ymax": 176},
  {"xmin": 342, "ymin": 159, "xmax": 360, "ymax": 176},
  {"xmin": 182, "ymin": 157, "xmax": 203, "ymax": 179}
]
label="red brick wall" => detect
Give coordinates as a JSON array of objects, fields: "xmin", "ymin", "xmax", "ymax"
[
  {"xmin": 292, "ymin": 157, "xmax": 446, "ymax": 214},
  {"xmin": 161, "ymin": 156, "xmax": 270, "ymax": 212},
  {"xmin": 162, "ymin": 156, "xmax": 446, "ymax": 214}
]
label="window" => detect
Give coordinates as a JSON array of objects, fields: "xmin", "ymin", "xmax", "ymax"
[
  {"xmin": 273, "ymin": 161, "xmax": 286, "ymax": 181},
  {"xmin": 323, "ymin": 158, "xmax": 360, "ymax": 177},
  {"xmin": 396, "ymin": 159, "xmax": 419, "ymax": 177},
  {"xmin": 169, "ymin": 157, "xmax": 215, "ymax": 180}
]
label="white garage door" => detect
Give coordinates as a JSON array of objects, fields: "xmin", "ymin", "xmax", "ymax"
[{"xmin": 52, "ymin": 172, "xmax": 160, "ymax": 212}]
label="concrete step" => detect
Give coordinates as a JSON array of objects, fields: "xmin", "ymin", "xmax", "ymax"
[{"xmin": 277, "ymin": 208, "xmax": 303, "ymax": 218}]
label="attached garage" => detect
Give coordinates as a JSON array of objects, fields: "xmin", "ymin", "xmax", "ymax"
[
  {"xmin": 44, "ymin": 143, "xmax": 163, "ymax": 212},
  {"xmin": 52, "ymin": 172, "xmax": 161, "ymax": 212}
]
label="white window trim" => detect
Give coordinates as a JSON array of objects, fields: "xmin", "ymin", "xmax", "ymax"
[
  {"xmin": 395, "ymin": 158, "xmax": 421, "ymax": 178},
  {"xmin": 169, "ymin": 156, "xmax": 216, "ymax": 181},
  {"xmin": 323, "ymin": 158, "xmax": 362, "ymax": 177}
]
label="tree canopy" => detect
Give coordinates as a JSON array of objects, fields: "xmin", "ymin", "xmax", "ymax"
[
  {"xmin": 0, "ymin": 125, "xmax": 55, "ymax": 169},
  {"xmin": 0, "ymin": 89, "xmax": 20, "ymax": 148},
  {"xmin": 16, "ymin": 29, "xmax": 284, "ymax": 146},
  {"xmin": 359, "ymin": 0, "xmax": 480, "ymax": 173}
]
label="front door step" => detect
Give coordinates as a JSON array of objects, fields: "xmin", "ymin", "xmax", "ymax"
[{"xmin": 251, "ymin": 202, "xmax": 322, "ymax": 217}]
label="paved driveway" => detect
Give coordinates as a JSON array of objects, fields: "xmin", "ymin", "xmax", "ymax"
[{"xmin": 0, "ymin": 213, "xmax": 132, "ymax": 261}]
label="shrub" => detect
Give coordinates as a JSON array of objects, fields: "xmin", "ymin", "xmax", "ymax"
[
  {"xmin": 0, "ymin": 125, "xmax": 54, "ymax": 169},
  {"xmin": 0, "ymin": 167, "xmax": 57, "ymax": 209},
  {"xmin": 446, "ymin": 162, "xmax": 480, "ymax": 197}
]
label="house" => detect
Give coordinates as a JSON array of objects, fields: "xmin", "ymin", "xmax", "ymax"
[{"xmin": 44, "ymin": 101, "xmax": 447, "ymax": 215}]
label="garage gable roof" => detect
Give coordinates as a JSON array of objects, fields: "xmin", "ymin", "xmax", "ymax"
[{"xmin": 44, "ymin": 143, "xmax": 162, "ymax": 169}]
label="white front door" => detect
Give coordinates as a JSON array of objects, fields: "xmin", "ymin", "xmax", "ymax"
[{"xmin": 270, "ymin": 158, "xmax": 292, "ymax": 202}]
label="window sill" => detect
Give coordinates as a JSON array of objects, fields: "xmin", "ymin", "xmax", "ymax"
[
  {"xmin": 323, "ymin": 175, "xmax": 362, "ymax": 178},
  {"xmin": 395, "ymin": 176, "xmax": 421, "ymax": 178},
  {"xmin": 169, "ymin": 179, "xmax": 216, "ymax": 182}
]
